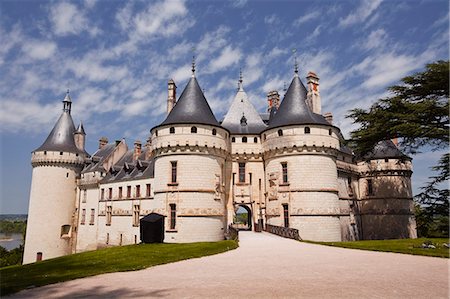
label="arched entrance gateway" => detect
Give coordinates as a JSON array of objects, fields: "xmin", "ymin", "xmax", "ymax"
[
  {"xmin": 233, "ymin": 205, "xmax": 252, "ymax": 231},
  {"xmin": 140, "ymin": 213, "xmax": 165, "ymax": 243}
]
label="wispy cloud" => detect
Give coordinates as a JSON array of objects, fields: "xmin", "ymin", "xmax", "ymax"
[
  {"xmin": 339, "ymin": 0, "xmax": 383, "ymax": 28},
  {"xmin": 22, "ymin": 40, "xmax": 57, "ymax": 60},
  {"xmin": 49, "ymin": 2, "xmax": 97, "ymax": 36},
  {"xmin": 207, "ymin": 46, "xmax": 242, "ymax": 73},
  {"xmin": 294, "ymin": 11, "xmax": 320, "ymax": 26}
]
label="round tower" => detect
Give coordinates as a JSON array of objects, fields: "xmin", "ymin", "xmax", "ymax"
[
  {"xmin": 357, "ymin": 140, "xmax": 417, "ymax": 239},
  {"xmin": 23, "ymin": 91, "xmax": 87, "ymax": 264},
  {"xmin": 262, "ymin": 69, "xmax": 342, "ymax": 242},
  {"xmin": 150, "ymin": 65, "xmax": 230, "ymax": 243}
]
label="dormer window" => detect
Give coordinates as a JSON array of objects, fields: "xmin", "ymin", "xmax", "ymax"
[
  {"xmin": 170, "ymin": 127, "xmax": 175, "ymax": 134},
  {"xmin": 304, "ymin": 127, "xmax": 311, "ymax": 134},
  {"xmin": 278, "ymin": 129, "xmax": 283, "ymax": 136},
  {"xmin": 328, "ymin": 129, "xmax": 332, "ymax": 136},
  {"xmin": 254, "ymin": 137, "xmax": 258, "ymax": 143},
  {"xmin": 231, "ymin": 137, "xmax": 235, "ymax": 143},
  {"xmin": 240, "ymin": 115, "xmax": 247, "ymax": 126},
  {"xmin": 191, "ymin": 126, "xmax": 197, "ymax": 133},
  {"xmin": 212, "ymin": 129, "xmax": 217, "ymax": 135},
  {"xmin": 242, "ymin": 137, "xmax": 247, "ymax": 143}
]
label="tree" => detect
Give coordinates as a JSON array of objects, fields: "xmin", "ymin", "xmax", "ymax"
[{"xmin": 347, "ymin": 60, "xmax": 449, "ymax": 237}]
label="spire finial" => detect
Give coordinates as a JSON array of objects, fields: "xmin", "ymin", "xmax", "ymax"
[
  {"xmin": 238, "ymin": 68, "xmax": 243, "ymax": 90},
  {"xmin": 292, "ymin": 48, "xmax": 298, "ymax": 75},
  {"xmin": 283, "ymin": 82, "xmax": 287, "ymax": 93},
  {"xmin": 191, "ymin": 47, "xmax": 196, "ymax": 77}
]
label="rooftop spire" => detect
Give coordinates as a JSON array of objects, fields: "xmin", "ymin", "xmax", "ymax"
[
  {"xmin": 238, "ymin": 68, "xmax": 243, "ymax": 91},
  {"xmin": 191, "ymin": 55, "xmax": 196, "ymax": 77},
  {"xmin": 292, "ymin": 48, "xmax": 299, "ymax": 75},
  {"xmin": 62, "ymin": 89, "xmax": 72, "ymax": 114}
]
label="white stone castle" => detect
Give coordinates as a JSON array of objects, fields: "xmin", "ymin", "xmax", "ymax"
[{"xmin": 23, "ymin": 64, "xmax": 417, "ymax": 264}]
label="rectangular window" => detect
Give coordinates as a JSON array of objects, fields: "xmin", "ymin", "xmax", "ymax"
[
  {"xmin": 133, "ymin": 205, "xmax": 140, "ymax": 227},
  {"xmin": 239, "ymin": 163, "xmax": 245, "ymax": 183},
  {"xmin": 146, "ymin": 184, "xmax": 151, "ymax": 197},
  {"xmin": 281, "ymin": 162, "xmax": 288, "ymax": 183},
  {"xmin": 169, "ymin": 203, "xmax": 176, "ymax": 230},
  {"xmin": 118, "ymin": 187, "xmax": 123, "ymax": 199},
  {"xmin": 106, "ymin": 206, "xmax": 112, "ymax": 226},
  {"xmin": 283, "ymin": 204, "xmax": 289, "ymax": 228},
  {"xmin": 367, "ymin": 179, "xmax": 374, "ymax": 196},
  {"xmin": 249, "ymin": 173, "xmax": 252, "ymax": 185},
  {"xmin": 136, "ymin": 185, "xmax": 141, "ymax": 198},
  {"xmin": 127, "ymin": 186, "xmax": 131, "ymax": 198},
  {"xmin": 89, "ymin": 209, "xmax": 95, "ymax": 225},
  {"xmin": 81, "ymin": 209, "xmax": 86, "ymax": 225},
  {"xmin": 171, "ymin": 161, "xmax": 177, "ymax": 183},
  {"xmin": 108, "ymin": 188, "xmax": 112, "ymax": 199},
  {"xmin": 232, "ymin": 173, "xmax": 236, "ymax": 185},
  {"xmin": 100, "ymin": 188, "xmax": 104, "ymax": 200},
  {"xmin": 82, "ymin": 189, "xmax": 87, "ymax": 203}
]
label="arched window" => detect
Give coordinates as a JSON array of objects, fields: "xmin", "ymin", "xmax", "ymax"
[
  {"xmin": 170, "ymin": 127, "xmax": 175, "ymax": 134},
  {"xmin": 155, "ymin": 130, "xmax": 158, "ymax": 136},
  {"xmin": 254, "ymin": 137, "xmax": 258, "ymax": 143},
  {"xmin": 328, "ymin": 129, "xmax": 332, "ymax": 136},
  {"xmin": 242, "ymin": 137, "xmax": 247, "ymax": 143},
  {"xmin": 231, "ymin": 137, "xmax": 236, "ymax": 143},
  {"xmin": 263, "ymin": 134, "xmax": 266, "ymax": 141},
  {"xmin": 191, "ymin": 126, "xmax": 197, "ymax": 133},
  {"xmin": 212, "ymin": 129, "xmax": 217, "ymax": 135},
  {"xmin": 304, "ymin": 127, "xmax": 311, "ymax": 134},
  {"xmin": 278, "ymin": 129, "xmax": 283, "ymax": 136}
]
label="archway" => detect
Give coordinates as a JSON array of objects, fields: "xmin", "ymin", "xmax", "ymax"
[
  {"xmin": 233, "ymin": 205, "xmax": 252, "ymax": 231},
  {"xmin": 140, "ymin": 213, "xmax": 165, "ymax": 243}
]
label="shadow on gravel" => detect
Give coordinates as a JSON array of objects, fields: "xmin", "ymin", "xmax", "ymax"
[{"xmin": 11, "ymin": 285, "xmax": 172, "ymax": 298}]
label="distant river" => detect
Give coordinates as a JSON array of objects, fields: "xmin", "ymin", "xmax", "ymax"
[{"xmin": 0, "ymin": 233, "xmax": 23, "ymax": 251}]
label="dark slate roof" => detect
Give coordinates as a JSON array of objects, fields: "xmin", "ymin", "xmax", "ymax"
[
  {"xmin": 82, "ymin": 143, "xmax": 116, "ymax": 173},
  {"xmin": 221, "ymin": 84, "xmax": 267, "ymax": 134},
  {"xmin": 363, "ymin": 140, "xmax": 411, "ymax": 160},
  {"xmin": 267, "ymin": 74, "xmax": 329, "ymax": 130},
  {"xmin": 34, "ymin": 111, "xmax": 84, "ymax": 154},
  {"xmin": 157, "ymin": 76, "xmax": 220, "ymax": 128},
  {"xmin": 75, "ymin": 122, "xmax": 86, "ymax": 135}
]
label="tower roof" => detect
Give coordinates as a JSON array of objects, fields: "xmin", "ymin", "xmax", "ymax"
[
  {"xmin": 363, "ymin": 140, "xmax": 411, "ymax": 160},
  {"xmin": 157, "ymin": 76, "xmax": 220, "ymax": 127},
  {"xmin": 221, "ymin": 79, "xmax": 267, "ymax": 134},
  {"xmin": 267, "ymin": 74, "xmax": 328, "ymax": 130},
  {"xmin": 75, "ymin": 121, "xmax": 86, "ymax": 135},
  {"xmin": 34, "ymin": 111, "xmax": 83, "ymax": 154},
  {"xmin": 34, "ymin": 93, "xmax": 84, "ymax": 154}
]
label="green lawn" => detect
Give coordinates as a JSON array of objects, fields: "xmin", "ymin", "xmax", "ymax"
[
  {"xmin": 307, "ymin": 238, "xmax": 449, "ymax": 258},
  {"xmin": 0, "ymin": 240, "xmax": 238, "ymax": 296}
]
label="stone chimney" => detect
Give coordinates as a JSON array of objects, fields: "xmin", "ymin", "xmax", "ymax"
[
  {"xmin": 133, "ymin": 140, "xmax": 142, "ymax": 161},
  {"xmin": 391, "ymin": 134, "xmax": 399, "ymax": 147},
  {"xmin": 145, "ymin": 136, "xmax": 152, "ymax": 160},
  {"xmin": 167, "ymin": 79, "xmax": 177, "ymax": 114},
  {"xmin": 98, "ymin": 137, "xmax": 108, "ymax": 149},
  {"xmin": 267, "ymin": 90, "xmax": 280, "ymax": 113},
  {"xmin": 324, "ymin": 112, "xmax": 333, "ymax": 125},
  {"xmin": 306, "ymin": 71, "xmax": 321, "ymax": 114}
]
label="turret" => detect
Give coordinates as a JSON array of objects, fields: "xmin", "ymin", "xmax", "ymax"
[
  {"xmin": 74, "ymin": 122, "xmax": 86, "ymax": 152},
  {"xmin": 357, "ymin": 140, "xmax": 417, "ymax": 240},
  {"xmin": 23, "ymin": 91, "xmax": 87, "ymax": 264},
  {"xmin": 150, "ymin": 59, "xmax": 229, "ymax": 242}
]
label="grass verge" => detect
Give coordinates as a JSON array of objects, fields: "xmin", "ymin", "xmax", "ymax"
[
  {"xmin": 0, "ymin": 240, "xmax": 238, "ymax": 296},
  {"xmin": 304, "ymin": 238, "xmax": 449, "ymax": 258}
]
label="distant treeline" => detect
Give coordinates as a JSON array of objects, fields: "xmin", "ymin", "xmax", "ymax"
[
  {"xmin": 0, "ymin": 214, "xmax": 27, "ymax": 221},
  {"xmin": 0, "ymin": 220, "xmax": 26, "ymax": 235}
]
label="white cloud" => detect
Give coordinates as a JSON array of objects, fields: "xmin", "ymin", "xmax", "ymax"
[
  {"xmin": 231, "ymin": 0, "xmax": 248, "ymax": 8},
  {"xmin": 361, "ymin": 28, "xmax": 387, "ymax": 51},
  {"xmin": 266, "ymin": 47, "xmax": 287, "ymax": 60},
  {"xmin": 339, "ymin": 0, "xmax": 383, "ymax": 28},
  {"xmin": 264, "ymin": 14, "xmax": 278, "ymax": 25},
  {"xmin": 207, "ymin": 46, "xmax": 242, "ymax": 73},
  {"xmin": 305, "ymin": 25, "xmax": 322, "ymax": 44},
  {"xmin": 261, "ymin": 75, "xmax": 284, "ymax": 93},
  {"xmin": 294, "ymin": 11, "xmax": 320, "ymax": 26},
  {"xmin": 22, "ymin": 40, "xmax": 57, "ymax": 60},
  {"xmin": 49, "ymin": 2, "xmax": 88, "ymax": 36}
]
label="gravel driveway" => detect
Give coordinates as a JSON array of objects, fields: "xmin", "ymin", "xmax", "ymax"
[{"xmin": 9, "ymin": 232, "xmax": 449, "ymax": 298}]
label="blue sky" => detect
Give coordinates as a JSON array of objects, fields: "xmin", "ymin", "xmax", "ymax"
[{"xmin": 0, "ymin": 0, "xmax": 448, "ymax": 214}]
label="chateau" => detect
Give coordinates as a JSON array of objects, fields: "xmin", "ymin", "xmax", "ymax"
[{"xmin": 23, "ymin": 64, "xmax": 417, "ymax": 264}]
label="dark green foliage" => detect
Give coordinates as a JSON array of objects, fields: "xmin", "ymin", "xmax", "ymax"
[
  {"xmin": 346, "ymin": 60, "xmax": 449, "ymax": 237},
  {"xmin": 0, "ymin": 240, "xmax": 238, "ymax": 296},
  {"xmin": 308, "ymin": 238, "xmax": 449, "ymax": 258},
  {"xmin": 0, "ymin": 220, "xmax": 26, "ymax": 235},
  {"xmin": 0, "ymin": 245, "xmax": 24, "ymax": 268}
]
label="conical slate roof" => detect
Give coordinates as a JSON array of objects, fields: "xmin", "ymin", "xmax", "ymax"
[
  {"xmin": 221, "ymin": 83, "xmax": 267, "ymax": 134},
  {"xmin": 158, "ymin": 76, "xmax": 220, "ymax": 127},
  {"xmin": 75, "ymin": 122, "xmax": 86, "ymax": 135},
  {"xmin": 363, "ymin": 140, "xmax": 411, "ymax": 160},
  {"xmin": 34, "ymin": 111, "xmax": 83, "ymax": 154},
  {"xmin": 267, "ymin": 73, "xmax": 328, "ymax": 129}
]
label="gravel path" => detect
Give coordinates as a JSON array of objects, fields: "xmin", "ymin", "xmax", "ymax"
[{"xmin": 9, "ymin": 232, "xmax": 449, "ymax": 298}]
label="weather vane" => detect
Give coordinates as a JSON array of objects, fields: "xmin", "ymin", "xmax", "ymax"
[{"xmin": 292, "ymin": 48, "xmax": 298, "ymax": 74}]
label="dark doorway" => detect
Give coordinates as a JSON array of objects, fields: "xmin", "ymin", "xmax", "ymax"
[
  {"xmin": 140, "ymin": 213, "xmax": 165, "ymax": 243},
  {"xmin": 234, "ymin": 205, "xmax": 252, "ymax": 231}
]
